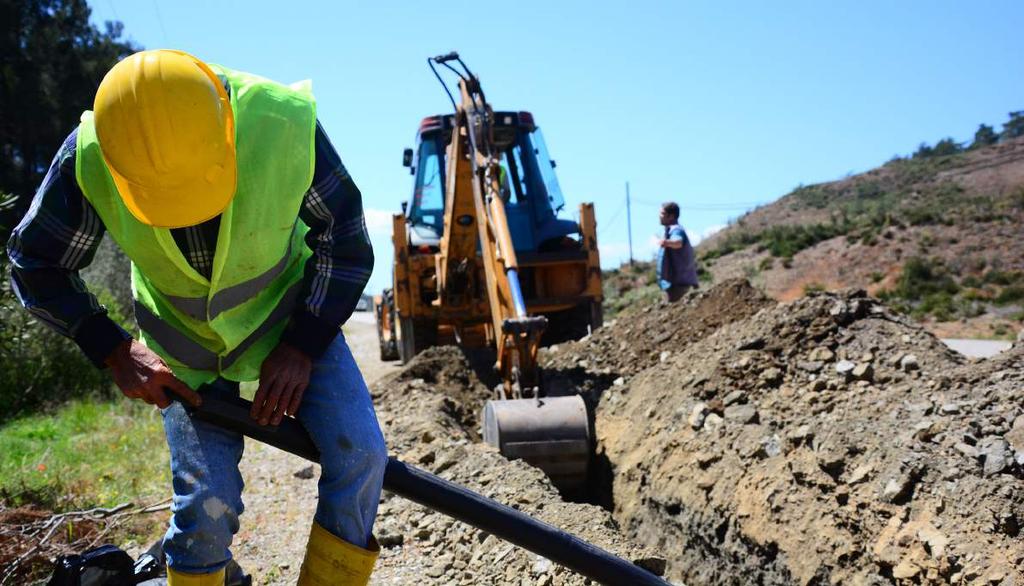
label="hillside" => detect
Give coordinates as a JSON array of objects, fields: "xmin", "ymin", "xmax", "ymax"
[{"xmin": 699, "ymin": 135, "xmax": 1024, "ymax": 339}]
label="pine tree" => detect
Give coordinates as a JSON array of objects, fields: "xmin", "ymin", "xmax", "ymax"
[
  {"xmin": 0, "ymin": 0, "xmax": 139, "ymax": 233},
  {"xmin": 970, "ymin": 124, "xmax": 998, "ymax": 149}
]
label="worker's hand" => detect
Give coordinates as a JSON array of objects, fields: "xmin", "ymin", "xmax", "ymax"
[
  {"xmin": 251, "ymin": 341, "xmax": 311, "ymax": 426},
  {"xmin": 105, "ymin": 339, "xmax": 202, "ymax": 409},
  {"xmin": 658, "ymin": 238, "xmax": 668, "ymax": 248}
]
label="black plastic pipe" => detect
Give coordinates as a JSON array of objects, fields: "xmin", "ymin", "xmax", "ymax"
[{"xmin": 172, "ymin": 391, "xmax": 669, "ymax": 586}]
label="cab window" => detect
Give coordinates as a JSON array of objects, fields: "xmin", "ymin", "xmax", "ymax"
[{"xmin": 410, "ymin": 137, "xmax": 445, "ymax": 231}]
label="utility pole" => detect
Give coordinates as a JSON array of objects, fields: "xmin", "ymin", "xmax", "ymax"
[{"xmin": 626, "ymin": 181, "xmax": 634, "ymax": 267}]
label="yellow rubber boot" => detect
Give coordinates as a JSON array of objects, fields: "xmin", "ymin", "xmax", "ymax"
[
  {"xmin": 166, "ymin": 566, "xmax": 225, "ymax": 585},
  {"xmin": 298, "ymin": 522, "xmax": 379, "ymax": 586}
]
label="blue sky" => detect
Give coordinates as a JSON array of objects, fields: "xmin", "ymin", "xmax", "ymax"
[{"xmin": 88, "ymin": 1, "xmax": 1024, "ymax": 293}]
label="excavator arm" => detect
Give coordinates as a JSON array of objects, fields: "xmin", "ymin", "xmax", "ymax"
[
  {"xmin": 377, "ymin": 52, "xmax": 595, "ymax": 491},
  {"xmin": 436, "ymin": 57, "xmax": 546, "ymax": 398}
]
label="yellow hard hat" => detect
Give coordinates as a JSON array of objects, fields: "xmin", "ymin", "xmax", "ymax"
[{"xmin": 94, "ymin": 49, "xmax": 236, "ymax": 228}]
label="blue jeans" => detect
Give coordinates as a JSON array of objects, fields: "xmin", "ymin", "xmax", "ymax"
[{"xmin": 159, "ymin": 335, "xmax": 387, "ymax": 574}]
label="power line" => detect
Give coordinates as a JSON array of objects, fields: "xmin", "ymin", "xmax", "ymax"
[
  {"xmin": 597, "ymin": 198, "xmax": 628, "ymax": 237},
  {"xmin": 630, "ymin": 196, "xmax": 773, "ymax": 211},
  {"xmin": 151, "ymin": 0, "xmax": 169, "ymax": 46},
  {"xmin": 105, "ymin": 0, "xmax": 120, "ymax": 21}
]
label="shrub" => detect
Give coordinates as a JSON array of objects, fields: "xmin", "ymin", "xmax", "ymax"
[
  {"xmin": 697, "ymin": 262, "xmax": 713, "ymax": 283},
  {"xmin": 971, "ymin": 124, "xmax": 998, "ymax": 149},
  {"xmin": 759, "ymin": 223, "xmax": 844, "ymax": 258},
  {"xmin": 0, "ymin": 263, "xmax": 114, "ymax": 423},
  {"xmin": 803, "ymin": 282, "xmax": 826, "ymax": 295},
  {"xmin": 916, "ymin": 291, "xmax": 957, "ymax": 321},
  {"xmin": 890, "ymin": 257, "xmax": 959, "ymax": 300},
  {"xmin": 1001, "ymin": 111, "xmax": 1024, "ymax": 141},
  {"xmin": 995, "ymin": 285, "xmax": 1024, "ymax": 305},
  {"xmin": 0, "ymin": 234, "xmax": 132, "ymax": 422},
  {"xmin": 855, "ymin": 181, "xmax": 884, "ymax": 199},
  {"xmin": 982, "ymin": 270, "xmax": 1022, "ymax": 286},
  {"xmin": 792, "ymin": 185, "xmax": 832, "ymax": 209}
]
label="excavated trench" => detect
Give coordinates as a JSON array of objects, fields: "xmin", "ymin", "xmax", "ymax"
[
  {"xmin": 368, "ymin": 345, "xmax": 666, "ymax": 585},
  {"xmin": 371, "ymin": 279, "xmax": 1024, "ymax": 584}
]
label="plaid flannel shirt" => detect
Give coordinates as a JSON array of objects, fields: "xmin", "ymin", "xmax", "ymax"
[{"xmin": 6, "ymin": 121, "xmax": 373, "ymax": 367}]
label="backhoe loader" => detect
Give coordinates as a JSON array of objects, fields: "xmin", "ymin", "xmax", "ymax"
[{"xmin": 375, "ymin": 53, "xmax": 602, "ymax": 489}]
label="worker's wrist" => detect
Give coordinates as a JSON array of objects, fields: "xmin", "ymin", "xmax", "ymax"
[
  {"xmin": 281, "ymin": 311, "xmax": 339, "ymax": 360},
  {"xmin": 72, "ymin": 313, "xmax": 133, "ymax": 368}
]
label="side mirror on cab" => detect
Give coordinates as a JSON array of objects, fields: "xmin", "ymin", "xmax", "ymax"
[{"xmin": 402, "ymin": 148, "xmax": 414, "ymax": 169}]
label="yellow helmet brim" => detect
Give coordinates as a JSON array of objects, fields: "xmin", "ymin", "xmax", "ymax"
[{"xmin": 108, "ymin": 146, "xmax": 237, "ymax": 229}]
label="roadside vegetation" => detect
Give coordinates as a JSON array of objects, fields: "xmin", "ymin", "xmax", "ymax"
[
  {"xmin": 875, "ymin": 257, "xmax": 1024, "ymax": 335},
  {"xmin": 702, "ymin": 112, "xmax": 1024, "ymax": 268},
  {"xmin": 0, "ymin": 397, "xmax": 169, "ymax": 510},
  {"xmin": 0, "ymin": 241, "xmax": 132, "ymax": 423},
  {"xmin": 0, "ymin": 6, "xmax": 162, "ymax": 579},
  {"xmin": 601, "ymin": 260, "xmax": 713, "ymax": 318},
  {"xmin": 602, "ymin": 262, "xmax": 661, "ymax": 318}
]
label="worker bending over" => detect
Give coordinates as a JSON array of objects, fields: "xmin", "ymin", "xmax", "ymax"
[{"xmin": 6, "ymin": 50, "xmax": 386, "ymax": 585}]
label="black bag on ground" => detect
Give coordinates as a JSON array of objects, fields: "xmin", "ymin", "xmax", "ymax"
[
  {"xmin": 47, "ymin": 544, "xmax": 136, "ymax": 586},
  {"xmin": 48, "ymin": 540, "xmax": 250, "ymax": 586}
]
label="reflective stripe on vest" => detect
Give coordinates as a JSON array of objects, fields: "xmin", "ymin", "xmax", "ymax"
[
  {"xmin": 136, "ymin": 280, "xmax": 303, "ymax": 371},
  {"xmin": 162, "ymin": 224, "xmax": 298, "ymax": 321}
]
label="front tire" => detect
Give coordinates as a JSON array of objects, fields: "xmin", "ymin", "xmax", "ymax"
[
  {"xmin": 397, "ymin": 315, "xmax": 437, "ymax": 364},
  {"xmin": 376, "ymin": 290, "xmax": 400, "ymax": 361}
]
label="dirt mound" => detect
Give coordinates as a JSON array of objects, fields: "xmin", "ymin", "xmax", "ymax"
[
  {"xmin": 544, "ymin": 278, "xmax": 772, "ymax": 378},
  {"xmin": 369, "ymin": 346, "xmax": 665, "ymax": 585},
  {"xmin": 541, "ymin": 281, "xmax": 1023, "ymax": 584},
  {"xmin": 368, "ymin": 279, "xmax": 1023, "ymax": 584}
]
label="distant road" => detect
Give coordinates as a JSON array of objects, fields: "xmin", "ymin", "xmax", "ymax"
[{"xmin": 942, "ymin": 338, "xmax": 1013, "ymax": 359}]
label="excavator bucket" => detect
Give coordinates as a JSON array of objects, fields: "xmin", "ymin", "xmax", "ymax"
[{"xmin": 482, "ymin": 395, "xmax": 591, "ymax": 491}]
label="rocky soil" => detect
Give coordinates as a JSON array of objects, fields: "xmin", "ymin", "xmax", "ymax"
[
  {"xmin": 102, "ymin": 284, "xmax": 1021, "ymax": 585},
  {"xmin": 542, "ymin": 280, "xmax": 1024, "ymax": 584},
  {"xmin": 369, "ymin": 346, "xmax": 665, "ymax": 585}
]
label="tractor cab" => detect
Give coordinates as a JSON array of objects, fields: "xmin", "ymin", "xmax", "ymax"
[{"xmin": 402, "ymin": 111, "xmax": 579, "ymax": 252}]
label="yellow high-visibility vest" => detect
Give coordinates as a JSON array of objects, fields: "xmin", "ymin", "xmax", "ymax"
[{"xmin": 76, "ymin": 64, "xmax": 317, "ymax": 388}]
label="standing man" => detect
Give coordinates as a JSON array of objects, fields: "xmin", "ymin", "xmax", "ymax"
[
  {"xmin": 656, "ymin": 201, "xmax": 699, "ymax": 303},
  {"xmin": 6, "ymin": 50, "xmax": 386, "ymax": 585}
]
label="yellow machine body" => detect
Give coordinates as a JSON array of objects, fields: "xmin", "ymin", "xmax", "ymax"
[{"xmin": 374, "ymin": 54, "xmax": 601, "ymax": 488}]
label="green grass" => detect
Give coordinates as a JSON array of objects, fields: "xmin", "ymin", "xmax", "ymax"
[{"xmin": 0, "ymin": 396, "xmax": 169, "ymax": 510}]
